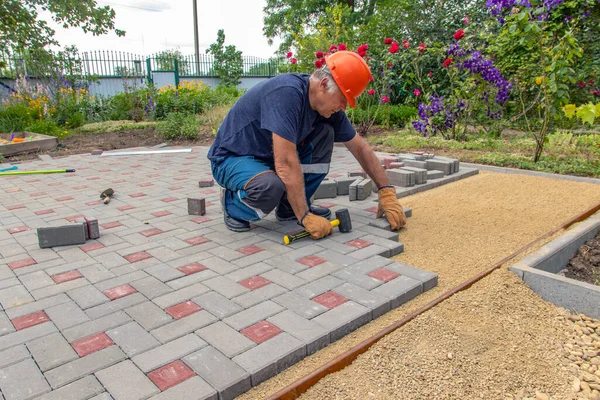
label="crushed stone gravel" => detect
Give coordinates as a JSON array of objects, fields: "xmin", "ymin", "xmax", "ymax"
[{"xmin": 236, "ymin": 170, "xmax": 600, "ymax": 400}]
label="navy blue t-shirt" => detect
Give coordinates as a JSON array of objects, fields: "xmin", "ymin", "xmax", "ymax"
[{"xmin": 207, "ymin": 74, "xmax": 356, "ymax": 161}]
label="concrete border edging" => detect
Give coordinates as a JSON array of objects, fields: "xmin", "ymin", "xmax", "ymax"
[{"xmin": 509, "ymin": 216, "xmax": 600, "ymax": 319}]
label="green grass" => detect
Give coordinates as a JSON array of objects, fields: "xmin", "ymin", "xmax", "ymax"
[
  {"xmin": 77, "ymin": 120, "xmax": 157, "ymax": 134},
  {"xmin": 366, "ymin": 129, "xmax": 600, "ymax": 178}
]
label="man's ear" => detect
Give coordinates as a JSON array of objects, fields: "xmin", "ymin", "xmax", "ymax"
[{"xmin": 319, "ymin": 77, "xmax": 329, "ymax": 91}]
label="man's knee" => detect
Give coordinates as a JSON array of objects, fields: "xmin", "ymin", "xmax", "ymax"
[{"xmin": 244, "ymin": 171, "xmax": 285, "ymax": 214}]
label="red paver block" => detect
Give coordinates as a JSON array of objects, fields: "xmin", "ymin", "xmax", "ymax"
[
  {"xmin": 8, "ymin": 258, "xmax": 37, "ymax": 270},
  {"xmin": 52, "ymin": 270, "xmax": 83, "ymax": 284},
  {"xmin": 103, "ymin": 284, "xmax": 137, "ymax": 300},
  {"xmin": 35, "ymin": 209, "xmax": 55, "ymax": 215},
  {"xmin": 8, "ymin": 226, "xmax": 29, "ymax": 234},
  {"xmin": 185, "ymin": 236, "xmax": 210, "ymax": 246},
  {"xmin": 368, "ymin": 268, "xmax": 400, "ymax": 282},
  {"xmin": 317, "ymin": 202, "xmax": 336, "ymax": 208},
  {"xmin": 237, "ymin": 245, "xmax": 263, "ymax": 255},
  {"xmin": 56, "ymin": 196, "xmax": 73, "ymax": 201},
  {"xmin": 312, "ymin": 291, "xmax": 348, "ymax": 309},
  {"xmin": 124, "ymin": 251, "xmax": 152, "ymax": 263},
  {"xmin": 117, "ymin": 205, "xmax": 135, "ymax": 211},
  {"xmin": 139, "ymin": 182, "xmax": 153, "ymax": 187},
  {"xmin": 73, "ymin": 185, "xmax": 88, "ymax": 190},
  {"xmin": 241, "ymin": 321, "xmax": 282, "ymax": 344},
  {"xmin": 12, "ymin": 311, "xmax": 50, "ymax": 330},
  {"xmin": 239, "ymin": 276, "xmax": 271, "ymax": 290},
  {"xmin": 66, "ymin": 215, "xmax": 84, "ymax": 222},
  {"xmin": 161, "ymin": 197, "xmax": 178, "ymax": 203},
  {"xmin": 165, "ymin": 301, "xmax": 203, "ymax": 319},
  {"xmin": 7, "ymin": 205, "xmax": 24, "ymax": 210},
  {"xmin": 87, "ymin": 177, "xmax": 101, "ymax": 181},
  {"xmin": 30, "ymin": 192, "xmax": 47, "ymax": 197},
  {"xmin": 168, "ymin": 186, "xmax": 183, "ymax": 190},
  {"xmin": 297, "ymin": 255, "xmax": 326, "ymax": 267},
  {"xmin": 147, "ymin": 361, "xmax": 196, "ymax": 391},
  {"xmin": 80, "ymin": 242, "xmax": 105, "ymax": 253},
  {"xmin": 365, "ymin": 206, "xmax": 378, "ymax": 213},
  {"xmin": 140, "ymin": 228, "xmax": 162, "ymax": 237},
  {"xmin": 5, "ymin": 188, "xmax": 21, "ymax": 193},
  {"xmin": 177, "ymin": 263, "xmax": 207, "ymax": 275},
  {"xmin": 112, "ymin": 179, "xmax": 126, "ymax": 184},
  {"xmin": 85, "ymin": 201, "xmax": 102, "ymax": 206},
  {"xmin": 72, "ymin": 332, "xmax": 114, "ymax": 357},
  {"xmin": 152, "ymin": 211, "xmax": 172, "ymax": 218},
  {"xmin": 346, "ymin": 239, "xmax": 372, "ymax": 249},
  {"xmin": 129, "ymin": 193, "xmax": 146, "ymax": 198},
  {"xmin": 191, "ymin": 216, "xmax": 211, "ymax": 224}
]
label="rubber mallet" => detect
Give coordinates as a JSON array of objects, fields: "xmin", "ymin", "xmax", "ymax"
[
  {"xmin": 283, "ymin": 208, "xmax": 353, "ymax": 245},
  {"xmin": 100, "ymin": 188, "xmax": 114, "ymax": 204}
]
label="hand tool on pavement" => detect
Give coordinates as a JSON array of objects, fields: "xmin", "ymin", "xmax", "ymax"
[
  {"xmin": 283, "ymin": 208, "xmax": 352, "ymax": 245},
  {"xmin": 100, "ymin": 188, "xmax": 114, "ymax": 204},
  {"xmin": 0, "ymin": 169, "xmax": 75, "ymax": 176}
]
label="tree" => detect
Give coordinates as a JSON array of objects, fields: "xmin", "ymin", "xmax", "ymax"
[
  {"xmin": 152, "ymin": 48, "xmax": 192, "ymax": 75},
  {"xmin": 206, "ymin": 30, "xmax": 243, "ymax": 87},
  {"xmin": 0, "ymin": 0, "xmax": 124, "ymax": 58}
]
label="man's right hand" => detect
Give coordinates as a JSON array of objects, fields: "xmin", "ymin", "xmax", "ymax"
[{"xmin": 301, "ymin": 213, "xmax": 333, "ymax": 239}]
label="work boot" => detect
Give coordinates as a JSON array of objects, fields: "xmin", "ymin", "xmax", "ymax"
[
  {"xmin": 275, "ymin": 197, "xmax": 331, "ymax": 221},
  {"xmin": 220, "ymin": 189, "xmax": 251, "ymax": 232}
]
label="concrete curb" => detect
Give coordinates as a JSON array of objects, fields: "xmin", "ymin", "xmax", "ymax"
[
  {"xmin": 509, "ymin": 215, "xmax": 600, "ymax": 319},
  {"xmin": 460, "ymin": 162, "xmax": 600, "ymax": 185}
]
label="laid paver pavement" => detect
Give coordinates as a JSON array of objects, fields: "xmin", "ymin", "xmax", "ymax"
[{"xmin": 0, "ymin": 145, "xmax": 477, "ymax": 399}]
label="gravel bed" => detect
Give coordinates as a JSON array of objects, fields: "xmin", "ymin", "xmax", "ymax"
[{"xmin": 237, "ymin": 171, "xmax": 600, "ymax": 400}]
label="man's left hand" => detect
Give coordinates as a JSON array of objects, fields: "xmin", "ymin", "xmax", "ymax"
[{"xmin": 376, "ymin": 187, "xmax": 407, "ymax": 230}]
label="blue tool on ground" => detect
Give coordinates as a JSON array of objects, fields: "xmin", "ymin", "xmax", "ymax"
[{"xmin": 0, "ymin": 165, "xmax": 18, "ymax": 172}]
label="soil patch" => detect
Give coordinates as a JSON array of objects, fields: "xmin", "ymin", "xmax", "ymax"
[
  {"xmin": 563, "ymin": 231, "xmax": 600, "ymax": 286},
  {"xmin": 2, "ymin": 127, "xmax": 216, "ymax": 163}
]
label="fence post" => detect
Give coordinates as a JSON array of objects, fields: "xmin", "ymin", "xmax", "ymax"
[
  {"xmin": 146, "ymin": 58, "xmax": 153, "ymax": 84},
  {"xmin": 174, "ymin": 59, "xmax": 180, "ymax": 87}
]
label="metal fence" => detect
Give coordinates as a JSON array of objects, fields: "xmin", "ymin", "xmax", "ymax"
[{"xmin": 0, "ymin": 50, "xmax": 283, "ymax": 79}]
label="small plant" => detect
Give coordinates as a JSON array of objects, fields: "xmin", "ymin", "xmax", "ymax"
[{"xmin": 156, "ymin": 112, "xmax": 200, "ymax": 140}]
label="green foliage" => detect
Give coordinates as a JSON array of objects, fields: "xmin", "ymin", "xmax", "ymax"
[
  {"xmin": 25, "ymin": 119, "xmax": 62, "ymax": 137},
  {"xmin": 152, "ymin": 48, "xmax": 192, "ymax": 75},
  {"xmin": 0, "ymin": 103, "xmax": 31, "ymax": 132},
  {"xmin": 206, "ymin": 30, "xmax": 243, "ymax": 87},
  {"xmin": 0, "ymin": 0, "xmax": 124, "ymax": 58},
  {"xmin": 156, "ymin": 112, "xmax": 200, "ymax": 140},
  {"xmin": 154, "ymin": 81, "xmax": 208, "ymax": 119},
  {"xmin": 563, "ymin": 103, "xmax": 600, "ymax": 126}
]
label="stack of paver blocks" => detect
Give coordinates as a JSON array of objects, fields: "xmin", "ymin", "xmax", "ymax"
[
  {"xmin": 349, "ymin": 178, "xmax": 373, "ymax": 201},
  {"xmin": 377, "ymin": 153, "xmax": 461, "ymax": 188},
  {"xmin": 313, "ymin": 178, "xmax": 338, "ymax": 199}
]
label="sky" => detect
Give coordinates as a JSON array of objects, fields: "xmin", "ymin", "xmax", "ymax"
[{"xmin": 40, "ymin": 0, "xmax": 281, "ymax": 59}]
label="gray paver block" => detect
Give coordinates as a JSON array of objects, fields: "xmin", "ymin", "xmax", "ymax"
[
  {"xmin": 0, "ymin": 345, "xmax": 29, "ymax": 369},
  {"xmin": 427, "ymin": 170, "xmax": 445, "ymax": 180},
  {"xmin": 152, "ymin": 283, "xmax": 210, "ymax": 309},
  {"xmin": 85, "ymin": 293, "xmax": 148, "ymax": 320},
  {"xmin": 294, "ymin": 275, "xmax": 344, "ymax": 299},
  {"xmin": 45, "ymin": 301, "xmax": 91, "ymax": 330},
  {"xmin": 37, "ymin": 224, "xmax": 87, "ymax": 249},
  {"xmin": 332, "ymin": 268, "xmax": 384, "ymax": 290},
  {"xmin": 312, "ymin": 301, "xmax": 372, "ymax": 342},
  {"xmin": 356, "ymin": 178, "xmax": 373, "ymax": 201},
  {"xmin": 124, "ymin": 301, "xmax": 173, "ymax": 331},
  {"xmin": 385, "ymin": 262, "xmax": 438, "ymax": 291},
  {"xmin": 401, "ymin": 167, "xmax": 427, "ymax": 184},
  {"xmin": 260, "ymin": 269, "xmax": 306, "ymax": 290},
  {"xmin": 129, "ymin": 277, "xmax": 172, "ymax": 300},
  {"xmin": 0, "ymin": 285, "xmax": 34, "ymax": 310},
  {"xmin": 146, "ymin": 376, "xmax": 217, "ymax": 400},
  {"xmin": 232, "ymin": 283, "xmax": 287, "ymax": 308},
  {"xmin": 62, "ymin": 311, "xmax": 131, "ymax": 343},
  {"xmin": 232, "ymin": 333, "xmax": 306, "ymax": 386},
  {"xmin": 150, "ymin": 310, "xmax": 217, "ymax": 343},
  {"xmin": 426, "ymin": 159, "xmax": 453, "ymax": 175},
  {"xmin": 95, "ymin": 360, "xmax": 159, "ymax": 400},
  {"xmin": 183, "ymin": 346, "xmax": 251, "ymax": 400},
  {"xmin": 223, "ymin": 301, "xmax": 284, "ymax": 331},
  {"xmin": 0, "ymin": 312, "xmax": 15, "ymax": 337},
  {"xmin": 372, "ymin": 275, "xmax": 423, "ymax": 308},
  {"xmin": 27, "ymin": 332, "xmax": 79, "ymax": 372},
  {"xmin": 187, "ymin": 198, "xmax": 206, "ymax": 216},
  {"xmin": 333, "ymin": 283, "xmax": 391, "ymax": 318},
  {"xmin": 44, "ymin": 346, "xmax": 127, "ymax": 389},
  {"xmin": 336, "ymin": 178, "xmax": 357, "ymax": 196},
  {"xmin": 131, "ymin": 334, "xmax": 206, "ymax": 373},
  {"xmin": 401, "ymin": 159, "xmax": 428, "ymax": 169},
  {"xmin": 192, "ymin": 292, "xmax": 242, "ymax": 320},
  {"xmin": 313, "ymin": 179, "xmax": 337, "ymax": 199},
  {"xmin": 203, "ymin": 276, "xmax": 249, "ymax": 299},
  {"xmin": 106, "ymin": 321, "xmax": 160, "ymax": 357},
  {"xmin": 0, "ymin": 358, "xmax": 51, "ymax": 400},
  {"xmin": 196, "ymin": 321, "xmax": 255, "ymax": 359},
  {"xmin": 386, "ymin": 169, "xmax": 414, "ymax": 187},
  {"xmin": 0, "ymin": 322, "xmax": 57, "ymax": 352},
  {"xmin": 268, "ymin": 310, "xmax": 329, "ymax": 355},
  {"xmin": 198, "ymin": 178, "xmax": 215, "ymax": 188},
  {"xmin": 272, "ymin": 292, "xmax": 328, "ymax": 320},
  {"xmin": 33, "ymin": 375, "xmax": 104, "ymax": 400},
  {"xmin": 19, "ymin": 271, "xmax": 54, "ymax": 292}
]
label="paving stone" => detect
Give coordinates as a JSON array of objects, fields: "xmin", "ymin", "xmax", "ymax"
[
  {"xmin": 44, "ymin": 301, "xmax": 91, "ymax": 330},
  {"xmin": 0, "ymin": 358, "xmax": 51, "ymax": 399},
  {"xmin": 0, "ymin": 322, "xmax": 57, "ymax": 352},
  {"xmin": 312, "ymin": 301, "xmax": 372, "ymax": 342},
  {"xmin": 124, "ymin": 301, "xmax": 173, "ymax": 331},
  {"xmin": 44, "ymin": 346, "xmax": 127, "ymax": 389},
  {"xmin": 152, "ymin": 283, "xmax": 210, "ymax": 309},
  {"xmin": 372, "ymin": 275, "xmax": 423, "ymax": 308},
  {"xmin": 296, "ymin": 261, "xmax": 345, "ymax": 282},
  {"xmin": 131, "ymin": 334, "xmax": 207, "ymax": 373},
  {"xmin": 223, "ymin": 301, "xmax": 284, "ymax": 331},
  {"xmin": 86, "ymin": 293, "xmax": 147, "ymax": 320},
  {"xmin": 0, "ymin": 285, "xmax": 34, "ymax": 310},
  {"xmin": 19, "ymin": 271, "xmax": 54, "ymax": 292},
  {"xmin": 196, "ymin": 321, "xmax": 255, "ymax": 359},
  {"xmin": 66, "ymin": 286, "xmax": 109, "ymax": 310},
  {"xmin": 150, "ymin": 310, "xmax": 217, "ymax": 343},
  {"xmin": 95, "ymin": 360, "xmax": 159, "ymax": 400},
  {"xmin": 33, "ymin": 375, "xmax": 104, "ymax": 400},
  {"xmin": 31, "ymin": 278, "xmax": 90, "ymax": 301},
  {"xmin": 0, "ymin": 345, "xmax": 29, "ymax": 369},
  {"xmin": 191, "ymin": 292, "xmax": 242, "ymax": 320},
  {"xmin": 183, "ymin": 346, "xmax": 251, "ymax": 400},
  {"xmin": 267, "ymin": 310, "xmax": 329, "ymax": 355},
  {"xmin": 166, "ymin": 270, "xmax": 219, "ymax": 291},
  {"xmin": 294, "ymin": 275, "xmax": 344, "ymax": 299},
  {"xmin": 0, "ymin": 312, "xmax": 15, "ymax": 337},
  {"xmin": 232, "ymin": 333, "xmax": 305, "ymax": 386},
  {"xmin": 146, "ymin": 376, "xmax": 217, "ymax": 400},
  {"xmin": 106, "ymin": 321, "xmax": 160, "ymax": 357},
  {"xmin": 202, "ymin": 276, "xmax": 249, "ymax": 299},
  {"xmin": 62, "ymin": 311, "xmax": 131, "ymax": 343},
  {"xmin": 88, "ymin": 393, "xmax": 113, "ymax": 400},
  {"xmin": 260, "ymin": 269, "xmax": 306, "ymax": 290},
  {"xmin": 331, "ymin": 268, "xmax": 384, "ymax": 290},
  {"xmin": 272, "ymin": 292, "xmax": 328, "ymax": 320},
  {"xmin": 385, "ymin": 262, "xmax": 439, "ymax": 291},
  {"xmin": 225, "ymin": 262, "xmax": 273, "ymax": 282},
  {"xmin": 128, "ymin": 276, "xmax": 172, "ymax": 299},
  {"xmin": 333, "ymin": 283, "xmax": 391, "ymax": 318},
  {"xmin": 231, "ymin": 283, "xmax": 287, "ymax": 308},
  {"xmin": 26, "ymin": 332, "xmax": 79, "ymax": 372},
  {"xmin": 0, "ymin": 278, "xmax": 19, "ymax": 291}
]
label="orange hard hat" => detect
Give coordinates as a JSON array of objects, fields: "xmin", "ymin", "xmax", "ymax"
[{"xmin": 325, "ymin": 50, "xmax": 372, "ymax": 108}]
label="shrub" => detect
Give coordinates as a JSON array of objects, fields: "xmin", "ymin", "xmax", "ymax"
[
  {"xmin": 156, "ymin": 112, "xmax": 200, "ymax": 140},
  {"xmin": 25, "ymin": 120, "xmax": 64, "ymax": 137},
  {"xmin": 154, "ymin": 81, "xmax": 208, "ymax": 119},
  {"xmin": 0, "ymin": 103, "xmax": 32, "ymax": 132}
]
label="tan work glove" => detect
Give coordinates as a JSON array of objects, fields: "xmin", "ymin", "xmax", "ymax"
[
  {"xmin": 376, "ymin": 186, "xmax": 407, "ymax": 230},
  {"xmin": 302, "ymin": 213, "xmax": 333, "ymax": 239}
]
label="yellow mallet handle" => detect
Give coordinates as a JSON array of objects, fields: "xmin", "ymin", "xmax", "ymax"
[{"xmin": 283, "ymin": 219, "xmax": 339, "ymax": 245}]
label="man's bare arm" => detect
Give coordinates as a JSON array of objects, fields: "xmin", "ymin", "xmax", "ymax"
[
  {"xmin": 344, "ymin": 134, "xmax": 390, "ymax": 188},
  {"xmin": 272, "ymin": 133, "xmax": 309, "ymax": 221}
]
